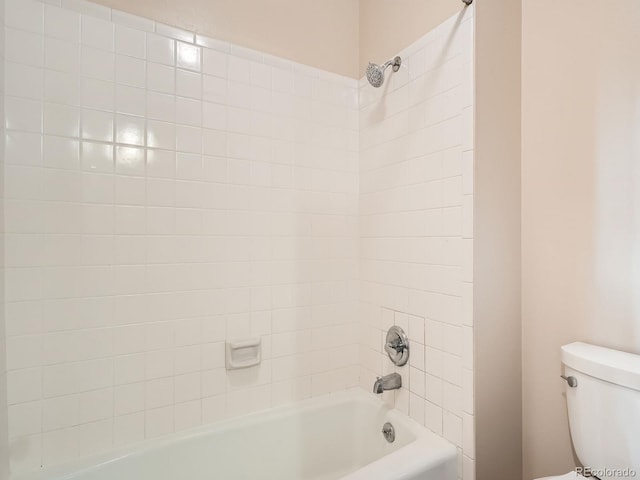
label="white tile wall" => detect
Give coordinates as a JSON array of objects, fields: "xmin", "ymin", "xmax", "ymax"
[
  {"xmin": 2, "ymin": 1, "xmax": 475, "ymax": 478},
  {"xmin": 357, "ymin": 9, "xmax": 475, "ymax": 480},
  {"xmin": 3, "ymin": 0, "xmax": 359, "ymax": 473}
]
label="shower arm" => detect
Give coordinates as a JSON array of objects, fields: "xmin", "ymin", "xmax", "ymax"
[{"xmin": 382, "ymin": 57, "xmax": 402, "ymax": 74}]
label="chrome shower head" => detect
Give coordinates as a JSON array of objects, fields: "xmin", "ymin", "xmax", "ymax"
[
  {"xmin": 366, "ymin": 56, "xmax": 402, "ymax": 88},
  {"xmin": 366, "ymin": 63, "xmax": 385, "ymax": 88}
]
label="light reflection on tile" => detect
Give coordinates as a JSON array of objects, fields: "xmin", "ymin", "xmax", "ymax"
[
  {"xmin": 176, "ymin": 41, "xmax": 201, "ymax": 72},
  {"xmin": 115, "ymin": 146, "xmax": 145, "ymax": 175}
]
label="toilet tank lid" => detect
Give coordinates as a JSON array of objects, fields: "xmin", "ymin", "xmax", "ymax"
[{"xmin": 562, "ymin": 342, "xmax": 640, "ymax": 392}]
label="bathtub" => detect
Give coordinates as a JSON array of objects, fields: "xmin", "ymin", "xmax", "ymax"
[{"xmin": 14, "ymin": 389, "xmax": 457, "ymax": 480}]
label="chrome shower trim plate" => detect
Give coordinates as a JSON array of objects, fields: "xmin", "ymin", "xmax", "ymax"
[{"xmin": 384, "ymin": 326, "xmax": 410, "ymax": 366}]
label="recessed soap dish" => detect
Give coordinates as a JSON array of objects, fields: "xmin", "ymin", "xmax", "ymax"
[{"xmin": 225, "ymin": 338, "xmax": 262, "ymax": 370}]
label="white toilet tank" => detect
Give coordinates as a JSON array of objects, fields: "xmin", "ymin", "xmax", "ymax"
[{"xmin": 562, "ymin": 342, "xmax": 640, "ymax": 479}]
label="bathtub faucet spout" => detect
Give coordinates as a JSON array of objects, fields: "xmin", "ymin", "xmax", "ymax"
[{"xmin": 373, "ymin": 373, "xmax": 402, "ymax": 394}]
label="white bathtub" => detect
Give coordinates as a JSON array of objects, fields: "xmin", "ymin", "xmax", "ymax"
[{"xmin": 15, "ymin": 389, "xmax": 457, "ymax": 480}]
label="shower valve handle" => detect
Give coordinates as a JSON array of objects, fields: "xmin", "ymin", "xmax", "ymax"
[{"xmin": 385, "ymin": 340, "xmax": 405, "ymax": 356}]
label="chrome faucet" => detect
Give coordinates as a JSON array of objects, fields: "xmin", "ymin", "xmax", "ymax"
[{"xmin": 373, "ymin": 373, "xmax": 402, "ymax": 394}]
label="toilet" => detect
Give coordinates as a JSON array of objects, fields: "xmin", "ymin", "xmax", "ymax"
[
  {"xmin": 537, "ymin": 474, "xmax": 584, "ymax": 480},
  {"xmin": 536, "ymin": 342, "xmax": 640, "ymax": 480}
]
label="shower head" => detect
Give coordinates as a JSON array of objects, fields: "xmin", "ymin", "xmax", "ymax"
[
  {"xmin": 366, "ymin": 56, "xmax": 402, "ymax": 88},
  {"xmin": 366, "ymin": 63, "xmax": 385, "ymax": 88}
]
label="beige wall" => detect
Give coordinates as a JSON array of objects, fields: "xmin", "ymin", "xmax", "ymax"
[
  {"xmin": 358, "ymin": 0, "xmax": 461, "ymax": 75},
  {"xmin": 522, "ymin": 1, "xmax": 640, "ymax": 478},
  {"xmin": 474, "ymin": 0, "xmax": 522, "ymax": 479},
  {"xmin": 91, "ymin": 0, "xmax": 360, "ymax": 78},
  {"xmin": 91, "ymin": 0, "xmax": 473, "ymax": 79},
  {"xmin": 0, "ymin": 0, "xmax": 6, "ymax": 476}
]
